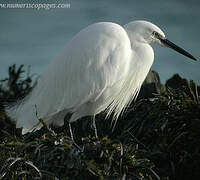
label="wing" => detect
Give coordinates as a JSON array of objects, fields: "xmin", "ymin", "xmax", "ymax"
[{"xmin": 8, "ymin": 22, "xmax": 132, "ymax": 130}]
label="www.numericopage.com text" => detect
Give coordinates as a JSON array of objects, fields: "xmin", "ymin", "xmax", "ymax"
[{"xmin": 0, "ymin": 3, "xmax": 70, "ymax": 10}]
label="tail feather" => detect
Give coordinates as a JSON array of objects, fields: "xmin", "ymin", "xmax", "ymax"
[{"xmin": 5, "ymin": 98, "xmax": 41, "ymax": 134}]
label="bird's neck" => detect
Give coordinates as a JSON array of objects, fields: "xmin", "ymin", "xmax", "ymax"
[{"xmin": 124, "ymin": 26, "xmax": 148, "ymax": 48}]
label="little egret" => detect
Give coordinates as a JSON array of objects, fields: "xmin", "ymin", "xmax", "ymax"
[{"xmin": 6, "ymin": 20, "xmax": 196, "ymax": 136}]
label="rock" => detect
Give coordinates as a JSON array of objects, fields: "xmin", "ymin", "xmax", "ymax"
[
  {"xmin": 138, "ymin": 70, "xmax": 166, "ymax": 99},
  {"xmin": 165, "ymin": 74, "xmax": 188, "ymax": 89}
]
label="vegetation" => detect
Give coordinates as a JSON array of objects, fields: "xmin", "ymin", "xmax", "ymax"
[{"xmin": 0, "ymin": 65, "xmax": 199, "ymax": 180}]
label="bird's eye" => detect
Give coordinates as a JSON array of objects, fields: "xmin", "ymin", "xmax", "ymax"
[
  {"xmin": 152, "ymin": 31, "xmax": 162, "ymax": 39},
  {"xmin": 152, "ymin": 31, "xmax": 159, "ymax": 38}
]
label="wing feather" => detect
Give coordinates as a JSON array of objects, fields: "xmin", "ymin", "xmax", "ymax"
[{"xmin": 6, "ymin": 22, "xmax": 132, "ymax": 131}]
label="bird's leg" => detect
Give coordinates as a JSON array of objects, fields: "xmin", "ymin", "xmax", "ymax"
[
  {"xmin": 92, "ymin": 115, "xmax": 98, "ymax": 139},
  {"xmin": 69, "ymin": 122, "xmax": 74, "ymax": 141},
  {"xmin": 64, "ymin": 113, "xmax": 74, "ymax": 141}
]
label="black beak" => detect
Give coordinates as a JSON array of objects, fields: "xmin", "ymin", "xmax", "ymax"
[{"xmin": 159, "ymin": 38, "xmax": 197, "ymax": 61}]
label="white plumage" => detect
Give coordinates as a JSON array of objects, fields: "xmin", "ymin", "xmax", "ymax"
[{"xmin": 6, "ymin": 20, "xmax": 196, "ymax": 134}]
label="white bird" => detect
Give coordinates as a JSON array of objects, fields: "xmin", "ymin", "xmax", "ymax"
[{"xmin": 6, "ymin": 20, "xmax": 196, "ymax": 136}]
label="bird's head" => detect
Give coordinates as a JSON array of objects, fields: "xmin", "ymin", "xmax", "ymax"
[{"xmin": 124, "ymin": 20, "xmax": 197, "ymax": 61}]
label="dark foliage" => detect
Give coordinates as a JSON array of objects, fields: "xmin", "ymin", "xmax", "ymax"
[
  {"xmin": 0, "ymin": 65, "xmax": 36, "ymax": 141},
  {"xmin": 0, "ymin": 64, "xmax": 35, "ymax": 104},
  {"xmin": 0, "ymin": 65, "xmax": 199, "ymax": 180}
]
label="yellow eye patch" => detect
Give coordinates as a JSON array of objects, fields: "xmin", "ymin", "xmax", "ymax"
[{"xmin": 152, "ymin": 31, "xmax": 159, "ymax": 38}]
